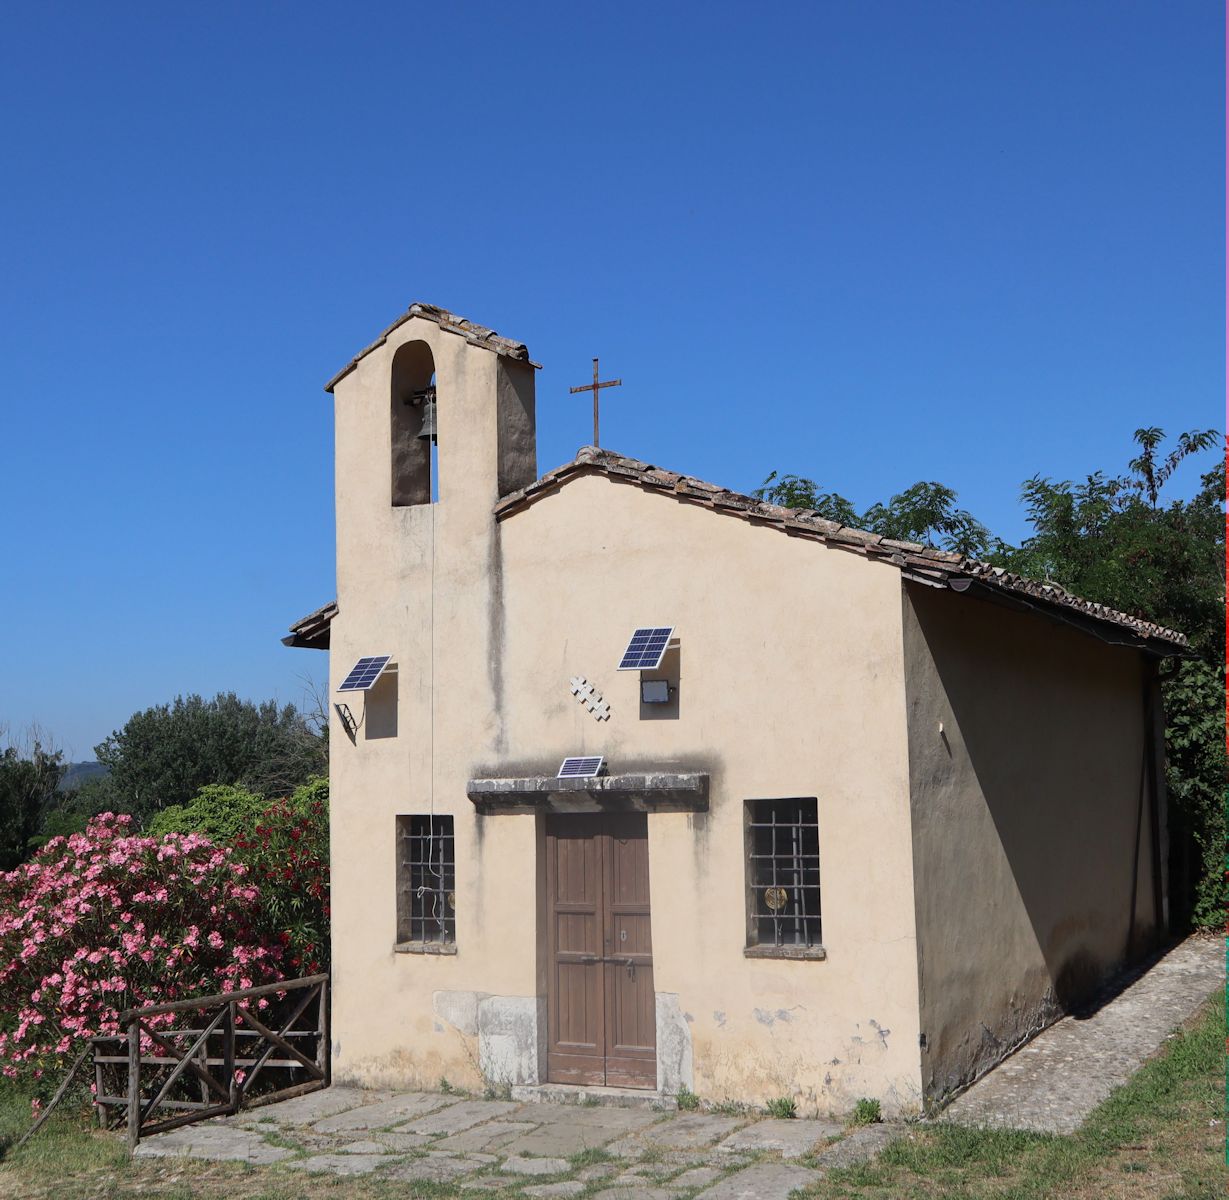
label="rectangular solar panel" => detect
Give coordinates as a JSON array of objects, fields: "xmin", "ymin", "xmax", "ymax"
[
  {"xmin": 618, "ymin": 626, "xmax": 674, "ymax": 670},
  {"xmin": 558, "ymin": 756, "xmax": 604, "ymax": 779},
  {"xmin": 337, "ymin": 655, "xmax": 392, "ymax": 692}
]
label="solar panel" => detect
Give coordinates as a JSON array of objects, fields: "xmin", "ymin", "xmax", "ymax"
[
  {"xmin": 558, "ymin": 756, "xmax": 604, "ymax": 779},
  {"xmin": 337, "ymin": 655, "xmax": 392, "ymax": 692},
  {"xmin": 618, "ymin": 626, "xmax": 674, "ymax": 670}
]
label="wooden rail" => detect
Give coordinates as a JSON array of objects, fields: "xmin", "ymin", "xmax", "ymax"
[{"xmin": 87, "ymin": 973, "xmax": 329, "ymax": 1150}]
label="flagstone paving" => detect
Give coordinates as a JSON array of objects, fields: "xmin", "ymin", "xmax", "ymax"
[
  {"xmin": 135, "ymin": 1085, "xmax": 878, "ymax": 1197},
  {"xmin": 715, "ymin": 1118, "xmax": 842, "ymax": 1159}
]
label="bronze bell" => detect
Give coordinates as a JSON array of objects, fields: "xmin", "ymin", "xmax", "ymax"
[{"xmin": 416, "ymin": 392, "xmax": 438, "ymax": 443}]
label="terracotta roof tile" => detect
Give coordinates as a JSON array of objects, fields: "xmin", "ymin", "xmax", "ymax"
[{"xmin": 281, "ymin": 600, "xmax": 337, "ymax": 649}]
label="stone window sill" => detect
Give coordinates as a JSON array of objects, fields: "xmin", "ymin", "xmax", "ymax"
[
  {"xmin": 394, "ymin": 941, "xmax": 458, "ymax": 956},
  {"xmin": 743, "ymin": 943, "xmax": 827, "ymax": 961}
]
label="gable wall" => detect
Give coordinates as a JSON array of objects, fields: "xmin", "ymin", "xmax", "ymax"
[{"xmin": 494, "ymin": 475, "xmax": 924, "ymax": 1111}]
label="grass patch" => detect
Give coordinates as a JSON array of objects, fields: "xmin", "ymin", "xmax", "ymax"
[
  {"xmin": 0, "ymin": 1082, "xmax": 127, "ymax": 1180},
  {"xmin": 765, "ymin": 1096, "xmax": 798, "ymax": 1119},
  {"xmin": 811, "ymin": 990, "xmax": 1225, "ymax": 1199}
]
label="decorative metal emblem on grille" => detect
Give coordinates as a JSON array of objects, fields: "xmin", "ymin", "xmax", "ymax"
[{"xmin": 763, "ymin": 886, "xmax": 789, "ymax": 912}]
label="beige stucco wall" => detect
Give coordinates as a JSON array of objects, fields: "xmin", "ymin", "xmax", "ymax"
[
  {"xmin": 901, "ymin": 581, "xmax": 1160, "ymax": 1103},
  {"xmin": 325, "ymin": 313, "xmax": 925, "ymax": 1114}
]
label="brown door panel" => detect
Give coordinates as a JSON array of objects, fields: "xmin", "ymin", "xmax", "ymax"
[{"xmin": 545, "ymin": 813, "xmax": 657, "ymax": 1089}]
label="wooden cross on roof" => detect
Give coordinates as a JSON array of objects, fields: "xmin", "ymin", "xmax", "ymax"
[{"xmin": 569, "ymin": 358, "xmax": 621, "ymax": 449}]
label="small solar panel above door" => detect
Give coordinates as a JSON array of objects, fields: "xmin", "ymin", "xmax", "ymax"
[
  {"xmin": 337, "ymin": 655, "xmax": 392, "ymax": 692},
  {"xmin": 618, "ymin": 626, "xmax": 674, "ymax": 670},
  {"xmin": 557, "ymin": 756, "xmax": 604, "ymax": 779}
]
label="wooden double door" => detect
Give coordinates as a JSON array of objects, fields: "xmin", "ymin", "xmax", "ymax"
[{"xmin": 545, "ymin": 812, "xmax": 656, "ymax": 1088}]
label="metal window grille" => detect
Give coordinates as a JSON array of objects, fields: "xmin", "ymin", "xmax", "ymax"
[
  {"xmin": 396, "ymin": 815, "xmax": 456, "ymax": 944},
  {"xmin": 748, "ymin": 798, "xmax": 821, "ymax": 948}
]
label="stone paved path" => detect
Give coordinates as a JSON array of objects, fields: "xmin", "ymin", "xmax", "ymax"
[
  {"xmin": 942, "ymin": 935, "xmax": 1223, "ymax": 1133},
  {"xmin": 135, "ymin": 1085, "xmax": 889, "ymax": 1198}
]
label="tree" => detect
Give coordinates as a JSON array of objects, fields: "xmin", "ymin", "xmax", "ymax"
[
  {"xmin": 92, "ymin": 693, "xmax": 327, "ymax": 822},
  {"xmin": 753, "ymin": 474, "xmax": 993, "ymax": 557},
  {"xmin": 0, "ymin": 730, "xmax": 65, "ymax": 872}
]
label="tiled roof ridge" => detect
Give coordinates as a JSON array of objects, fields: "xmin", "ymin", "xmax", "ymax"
[
  {"xmin": 325, "ymin": 302, "xmax": 537, "ymax": 393},
  {"xmin": 494, "ymin": 445, "xmax": 1189, "ymax": 651}
]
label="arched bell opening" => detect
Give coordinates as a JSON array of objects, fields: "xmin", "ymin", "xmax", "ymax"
[{"xmin": 390, "ymin": 340, "xmax": 436, "ymax": 506}]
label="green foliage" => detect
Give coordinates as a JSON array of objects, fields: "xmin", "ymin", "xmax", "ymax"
[
  {"xmin": 145, "ymin": 783, "xmax": 269, "ymax": 842},
  {"xmin": 753, "ymin": 472, "xmax": 863, "ymax": 527},
  {"xmin": 765, "ymin": 1095, "xmax": 798, "ymax": 1119},
  {"xmin": 1126, "ymin": 426, "xmax": 1219, "ymax": 508},
  {"xmin": 0, "ymin": 734, "xmax": 64, "ymax": 871},
  {"xmin": 29, "ymin": 806, "xmax": 89, "ymax": 848},
  {"xmin": 753, "ymin": 473, "xmax": 993, "ymax": 557},
  {"xmin": 1161, "ymin": 658, "xmax": 1226, "ymax": 928},
  {"xmin": 863, "ymin": 482, "xmax": 994, "ymax": 559},
  {"xmin": 93, "ymin": 692, "xmax": 326, "ymax": 820},
  {"xmin": 232, "ymin": 778, "xmax": 330, "ymax": 972},
  {"xmin": 849, "ymin": 1096, "xmax": 881, "ymax": 1125},
  {"xmin": 676, "ymin": 1085, "xmax": 700, "ymax": 1111}
]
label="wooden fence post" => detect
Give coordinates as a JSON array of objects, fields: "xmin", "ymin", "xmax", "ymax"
[
  {"xmin": 226, "ymin": 1001, "xmax": 237, "ymax": 1111},
  {"xmin": 93, "ymin": 1042, "xmax": 108, "ymax": 1130},
  {"xmin": 316, "ymin": 977, "xmax": 330, "ymax": 1086},
  {"xmin": 126, "ymin": 1019, "xmax": 140, "ymax": 1153}
]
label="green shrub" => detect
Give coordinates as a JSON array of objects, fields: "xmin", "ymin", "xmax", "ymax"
[
  {"xmin": 766, "ymin": 1096, "xmax": 797, "ymax": 1119},
  {"xmin": 145, "ymin": 783, "xmax": 268, "ymax": 842},
  {"xmin": 850, "ymin": 1097, "xmax": 882, "ymax": 1125},
  {"xmin": 676, "ymin": 1086, "xmax": 700, "ymax": 1111},
  {"xmin": 148, "ymin": 777, "xmax": 331, "ymax": 973}
]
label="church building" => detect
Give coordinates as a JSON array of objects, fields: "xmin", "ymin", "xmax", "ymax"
[{"xmin": 285, "ymin": 302, "xmax": 1183, "ymax": 1115}]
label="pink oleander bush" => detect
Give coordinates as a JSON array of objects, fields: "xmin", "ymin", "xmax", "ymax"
[{"xmin": 0, "ymin": 813, "xmax": 283, "ymax": 1081}]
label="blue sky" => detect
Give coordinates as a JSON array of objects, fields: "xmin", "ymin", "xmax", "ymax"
[{"xmin": 0, "ymin": 2, "xmax": 1221, "ymax": 759}]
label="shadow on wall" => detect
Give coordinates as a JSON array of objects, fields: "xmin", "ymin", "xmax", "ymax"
[{"xmin": 909, "ymin": 584, "xmax": 1161, "ymax": 1016}]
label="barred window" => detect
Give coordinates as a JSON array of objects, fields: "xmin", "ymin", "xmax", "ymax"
[
  {"xmin": 747, "ymin": 798, "xmax": 821, "ymax": 949},
  {"xmin": 396, "ymin": 815, "xmax": 455, "ymax": 945}
]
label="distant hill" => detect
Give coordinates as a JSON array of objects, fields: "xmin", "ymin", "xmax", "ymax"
[{"xmin": 58, "ymin": 761, "xmax": 109, "ymax": 792}]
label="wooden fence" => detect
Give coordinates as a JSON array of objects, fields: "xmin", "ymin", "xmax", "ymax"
[{"xmin": 87, "ymin": 973, "xmax": 329, "ymax": 1150}]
